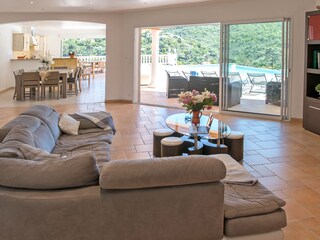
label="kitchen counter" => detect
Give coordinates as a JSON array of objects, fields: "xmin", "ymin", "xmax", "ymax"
[
  {"xmin": 10, "ymin": 58, "xmax": 40, "ymax": 61},
  {"xmin": 11, "ymin": 58, "xmax": 42, "ymax": 72}
]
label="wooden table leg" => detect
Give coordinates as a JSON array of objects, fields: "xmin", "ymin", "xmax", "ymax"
[{"xmin": 60, "ymin": 73, "xmax": 67, "ymax": 98}]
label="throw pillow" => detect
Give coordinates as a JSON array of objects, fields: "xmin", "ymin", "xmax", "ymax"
[
  {"xmin": 59, "ymin": 113, "xmax": 80, "ymax": 135},
  {"xmin": 0, "ymin": 152, "xmax": 99, "ymax": 190}
]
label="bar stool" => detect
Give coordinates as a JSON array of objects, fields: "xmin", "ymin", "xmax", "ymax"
[
  {"xmin": 224, "ymin": 131, "xmax": 244, "ymax": 162},
  {"xmin": 153, "ymin": 129, "xmax": 174, "ymax": 157},
  {"xmin": 161, "ymin": 137, "xmax": 184, "ymax": 157}
]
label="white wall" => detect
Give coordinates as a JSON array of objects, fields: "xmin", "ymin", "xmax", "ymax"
[
  {"xmin": 38, "ymin": 26, "xmax": 106, "ymax": 58},
  {"xmin": 0, "ymin": 0, "xmax": 317, "ymax": 118},
  {"xmin": 0, "ymin": 24, "xmax": 21, "ymax": 91}
]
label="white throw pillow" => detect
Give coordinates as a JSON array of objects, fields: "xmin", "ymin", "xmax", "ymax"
[{"xmin": 59, "ymin": 113, "xmax": 80, "ymax": 135}]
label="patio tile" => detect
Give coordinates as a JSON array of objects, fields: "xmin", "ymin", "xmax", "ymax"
[
  {"xmin": 243, "ymin": 154, "xmax": 271, "ymax": 165},
  {"xmin": 259, "ymin": 176, "xmax": 289, "ymax": 191},
  {"xmin": 125, "ymin": 152, "xmax": 151, "ymax": 160},
  {"xmin": 283, "ymin": 199, "xmax": 313, "ymax": 221},
  {"xmin": 284, "ymin": 220, "xmax": 319, "ymax": 240},
  {"xmin": 265, "ymin": 163, "xmax": 309, "ymax": 181},
  {"xmin": 251, "ymin": 165, "xmax": 275, "ymax": 177},
  {"xmin": 135, "ymin": 144, "xmax": 153, "ymax": 153},
  {"xmin": 283, "ymin": 187, "xmax": 320, "ymax": 206}
]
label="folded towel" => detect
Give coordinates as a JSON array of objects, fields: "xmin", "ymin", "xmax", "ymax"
[
  {"xmin": 75, "ymin": 111, "xmax": 116, "ymax": 134},
  {"xmin": 214, "ymin": 154, "xmax": 258, "ymax": 186}
]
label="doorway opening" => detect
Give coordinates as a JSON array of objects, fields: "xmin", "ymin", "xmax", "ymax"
[
  {"xmin": 138, "ymin": 24, "xmax": 220, "ymax": 109},
  {"xmin": 3, "ymin": 20, "xmax": 106, "ymax": 107}
]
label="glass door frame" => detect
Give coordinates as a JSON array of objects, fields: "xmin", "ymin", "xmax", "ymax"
[{"xmin": 220, "ymin": 18, "xmax": 292, "ymax": 120}]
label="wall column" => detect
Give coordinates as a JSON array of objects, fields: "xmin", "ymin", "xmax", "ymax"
[{"xmin": 150, "ymin": 28, "xmax": 161, "ymax": 87}]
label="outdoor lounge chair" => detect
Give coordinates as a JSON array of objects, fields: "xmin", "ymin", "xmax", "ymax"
[
  {"xmin": 166, "ymin": 70, "xmax": 188, "ymax": 98},
  {"xmin": 201, "ymin": 71, "xmax": 218, "ymax": 77},
  {"xmin": 247, "ymin": 73, "xmax": 267, "ymax": 93},
  {"xmin": 182, "ymin": 71, "xmax": 191, "ymax": 79},
  {"xmin": 228, "ymin": 72, "xmax": 248, "ymax": 85},
  {"xmin": 274, "ymin": 73, "xmax": 282, "ymax": 82}
]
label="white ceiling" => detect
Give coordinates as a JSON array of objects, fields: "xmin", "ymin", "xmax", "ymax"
[
  {"xmin": 12, "ymin": 21, "xmax": 106, "ymax": 30},
  {"xmin": 0, "ymin": 0, "xmax": 223, "ymax": 13}
]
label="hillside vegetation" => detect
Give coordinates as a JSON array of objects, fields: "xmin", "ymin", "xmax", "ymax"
[{"xmin": 141, "ymin": 22, "xmax": 282, "ymax": 70}]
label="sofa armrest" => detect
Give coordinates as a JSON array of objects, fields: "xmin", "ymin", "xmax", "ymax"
[{"xmin": 99, "ymin": 155, "xmax": 226, "ymax": 189}]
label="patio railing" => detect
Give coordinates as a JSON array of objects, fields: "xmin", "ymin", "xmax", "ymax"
[
  {"xmin": 141, "ymin": 54, "xmax": 177, "ymax": 65},
  {"xmin": 77, "ymin": 56, "xmax": 106, "ymax": 62}
]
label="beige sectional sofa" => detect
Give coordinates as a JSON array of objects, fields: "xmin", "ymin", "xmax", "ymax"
[{"xmin": 0, "ymin": 105, "xmax": 286, "ymax": 240}]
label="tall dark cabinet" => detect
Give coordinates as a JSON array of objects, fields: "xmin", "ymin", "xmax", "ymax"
[{"xmin": 304, "ymin": 10, "xmax": 320, "ymax": 135}]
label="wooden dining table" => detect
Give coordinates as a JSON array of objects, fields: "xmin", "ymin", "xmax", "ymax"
[{"xmin": 16, "ymin": 69, "xmax": 74, "ymax": 101}]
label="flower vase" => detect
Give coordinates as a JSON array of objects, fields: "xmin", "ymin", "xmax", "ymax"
[{"xmin": 191, "ymin": 111, "xmax": 202, "ymax": 125}]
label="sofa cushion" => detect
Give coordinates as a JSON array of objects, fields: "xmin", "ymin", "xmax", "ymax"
[
  {"xmin": 20, "ymin": 104, "xmax": 62, "ymax": 142},
  {"xmin": 2, "ymin": 125, "xmax": 35, "ymax": 147},
  {"xmin": 52, "ymin": 128, "xmax": 114, "ymax": 171},
  {"xmin": 0, "ymin": 116, "xmax": 56, "ymax": 153},
  {"xmin": 0, "ymin": 115, "xmax": 39, "ymax": 143},
  {"xmin": 52, "ymin": 140, "xmax": 111, "ymax": 171},
  {"xmin": 18, "ymin": 144, "xmax": 60, "ymax": 160},
  {"xmin": 224, "ymin": 209, "xmax": 287, "ymax": 237},
  {"xmin": 0, "ymin": 126, "xmax": 35, "ymax": 159},
  {"xmin": 224, "ymin": 182, "xmax": 286, "ymax": 219},
  {"xmin": 59, "ymin": 113, "xmax": 80, "ymax": 135},
  {"xmin": 99, "ymin": 155, "xmax": 226, "ymax": 189},
  {"xmin": 0, "ymin": 152, "xmax": 99, "ymax": 189}
]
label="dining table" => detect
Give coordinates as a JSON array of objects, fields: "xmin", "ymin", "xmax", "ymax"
[{"xmin": 16, "ymin": 69, "xmax": 74, "ymax": 101}]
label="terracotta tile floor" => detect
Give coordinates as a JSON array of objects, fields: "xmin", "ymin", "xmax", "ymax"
[{"xmin": 1, "ymin": 75, "xmax": 320, "ymax": 239}]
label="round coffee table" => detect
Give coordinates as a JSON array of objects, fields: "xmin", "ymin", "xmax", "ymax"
[{"xmin": 166, "ymin": 113, "xmax": 231, "ymax": 154}]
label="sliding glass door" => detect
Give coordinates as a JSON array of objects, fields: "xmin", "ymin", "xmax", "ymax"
[{"xmin": 220, "ymin": 19, "xmax": 291, "ymax": 119}]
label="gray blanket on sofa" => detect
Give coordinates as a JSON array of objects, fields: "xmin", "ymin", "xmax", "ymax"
[{"xmin": 74, "ymin": 111, "xmax": 116, "ymax": 134}]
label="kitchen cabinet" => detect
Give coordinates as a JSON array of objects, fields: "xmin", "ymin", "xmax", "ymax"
[{"xmin": 12, "ymin": 33, "xmax": 30, "ymax": 51}]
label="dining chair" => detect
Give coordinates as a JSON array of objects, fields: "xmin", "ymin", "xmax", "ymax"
[
  {"xmin": 67, "ymin": 67, "xmax": 81, "ymax": 95},
  {"xmin": 21, "ymin": 71, "xmax": 41, "ymax": 100},
  {"xmin": 246, "ymin": 73, "xmax": 268, "ymax": 93},
  {"xmin": 81, "ymin": 63, "xmax": 92, "ymax": 85},
  {"xmin": 201, "ymin": 70, "xmax": 218, "ymax": 77},
  {"xmin": 41, "ymin": 71, "xmax": 62, "ymax": 100},
  {"xmin": 12, "ymin": 69, "xmax": 24, "ymax": 99}
]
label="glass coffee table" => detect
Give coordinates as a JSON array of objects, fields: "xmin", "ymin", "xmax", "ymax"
[{"xmin": 166, "ymin": 113, "xmax": 231, "ymax": 154}]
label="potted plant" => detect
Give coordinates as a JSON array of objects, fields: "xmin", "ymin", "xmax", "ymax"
[
  {"xmin": 178, "ymin": 89, "xmax": 217, "ymax": 125},
  {"xmin": 39, "ymin": 55, "xmax": 55, "ymax": 70},
  {"xmin": 69, "ymin": 51, "xmax": 75, "ymax": 58}
]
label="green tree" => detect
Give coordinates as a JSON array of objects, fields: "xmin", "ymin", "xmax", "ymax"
[
  {"xmin": 140, "ymin": 22, "xmax": 282, "ymax": 70},
  {"xmin": 62, "ymin": 38, "xmax": 106, "ymax": 57}
]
